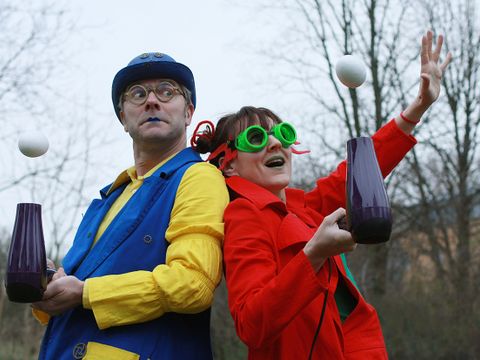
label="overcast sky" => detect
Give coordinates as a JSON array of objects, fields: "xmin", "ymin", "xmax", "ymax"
[
  {"xmin": 73, "ymin": 1, "xmax": 280, "ymax": 127},
  {"xmin": 67, "ymin": 0, "xmax": 294, "ymax": 171},
  {"xmin": 1, "ymin": 0, "xmax": 299, "ymax": 238}
]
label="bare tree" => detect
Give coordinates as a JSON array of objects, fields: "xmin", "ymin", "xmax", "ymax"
[
  {"xmin": 243, "ymin": 0, "xmax": 479, "ymax": 356},
  {"xmin": 250, "ymin": 0, "xmax": 424, "ymax": 297},
  {"xmin": 390, "ymin": 0, "xmax": 480, "ymax": 355},
  {"xmin": 0, "ymin": 2, "xmax": 111, "ymax": 357},
  {"xmin": 0, "ymin": 0, "xmax": 113, "ymax": 257},
  {"xmin": 0, "ymin": 1, "xmax": 75, "ymax": 119}
]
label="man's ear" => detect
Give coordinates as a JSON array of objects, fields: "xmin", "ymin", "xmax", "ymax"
[
  {"xmin": 120, "ymin": 111, "xmax": 128, "ymax": 132},
  {"xmin": 185, "ymin": 104, "xmax": 194, "ymax": 126},
  {"xmin": 221, "ymin": 157, "xmax": 239, "ymax": 177}
]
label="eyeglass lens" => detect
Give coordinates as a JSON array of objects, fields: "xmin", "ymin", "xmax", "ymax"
[{"xmin": 126, "ymin": 83, "xmax": 180, "ymax": 105}]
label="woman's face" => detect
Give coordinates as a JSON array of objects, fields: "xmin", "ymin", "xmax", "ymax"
[{"xmin": 224, "ymin": 120, "xmax": 292, "ymax": 201}]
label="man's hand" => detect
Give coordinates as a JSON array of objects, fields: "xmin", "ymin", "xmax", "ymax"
[{"xmin": 32, "ymin": 275, "xmax": 84, "ymax": 316}]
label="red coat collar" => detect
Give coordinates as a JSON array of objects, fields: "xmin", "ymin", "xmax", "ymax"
[{"xmin": 226, "ymin": 176, "xmax": 307, "ymax": 212}]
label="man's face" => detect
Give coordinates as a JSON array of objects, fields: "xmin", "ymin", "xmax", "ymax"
[{"xmin": 120, "ymin": 79, "xmax": 193, "ymax": 148}]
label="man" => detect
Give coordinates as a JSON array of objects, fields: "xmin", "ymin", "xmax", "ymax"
[{"xmin": 32, "ymin": 52, "xmax": 229, "ymax": 360}]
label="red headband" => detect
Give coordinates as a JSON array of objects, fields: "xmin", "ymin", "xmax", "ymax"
[
  {"xmin": 291, "ymin": 141, "xmax": 310, "ymax": 155},
  {"xmin": 206, "ymin": 143, "xmax": 238, "ymax": 171},
  {"xmin": 190, "ymin": 120, "xmax": 215, "ymax": 149},
  {"xmin": 191, "ymin": 120, "xmax": 238, "ymax": 170}
]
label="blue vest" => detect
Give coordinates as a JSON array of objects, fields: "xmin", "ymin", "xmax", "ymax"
[{"xmin": 39, "ymin": 148, "xmax": 213, "ymax": 360}]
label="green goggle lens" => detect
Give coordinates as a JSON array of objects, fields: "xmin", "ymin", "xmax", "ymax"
[
  {"xmin": 235, "ymin": 126, "xmax": 268, "ymax": 152},
  {"xmin": 274, "ymin": 123, "xmax": 297, "ymax": 147},
  {"xmin": 234, "ymin": 122, "xmax": 297, "ymax": 152}
]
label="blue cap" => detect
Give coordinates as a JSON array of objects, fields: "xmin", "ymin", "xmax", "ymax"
[{"xmin": 111, "ymin": 52, "xmax": 196, "ymax": 121}]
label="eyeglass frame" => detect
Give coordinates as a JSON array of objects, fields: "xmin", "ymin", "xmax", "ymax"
[{"xmin": 122, "ymin": 81, "xmax": 186, "ymax": 106}]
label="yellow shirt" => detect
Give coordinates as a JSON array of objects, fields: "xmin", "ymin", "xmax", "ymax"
[
  {"xmin": 92, "ymin": 155, "xmax": 176, "ymax": 246},
  {"xmin": 35, "ymin": 159, "xmax": 229, "ymax": 330}
]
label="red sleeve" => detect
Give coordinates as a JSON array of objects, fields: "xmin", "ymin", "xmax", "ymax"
[
  {"xmin": 223, "ymin": 199, "xmax": 329, "ymax": 349},
  {"xmin": 305, "ymin": 119, "xmax": 416, "ymax": 215}
]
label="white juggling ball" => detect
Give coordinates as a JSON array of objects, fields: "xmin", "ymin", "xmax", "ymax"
[
  {"xmin": 18, "ymin": 131, "xmax": 49, "ymax": 158},
  {"xmin": 335, "ymin": 55, "xmax": 367, "ymax": 88}
]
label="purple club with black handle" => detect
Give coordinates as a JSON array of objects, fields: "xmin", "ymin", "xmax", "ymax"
[{"xmin": 345, "ymin": 137, "xmax": 392, "ymax": 244}]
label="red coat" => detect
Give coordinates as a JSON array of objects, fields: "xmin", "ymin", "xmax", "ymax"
[{"xmin": 223, "ymin": 120, "xmax": 416, "ymax": 359}]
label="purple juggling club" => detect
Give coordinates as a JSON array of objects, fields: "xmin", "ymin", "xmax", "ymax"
[
  {"xmin": 345, "ymin": 137, "xmax": 392, "ymax": 244},
  {"xmin": 5, "ymin": 203, "xmax": 48, "ymax": 302}
]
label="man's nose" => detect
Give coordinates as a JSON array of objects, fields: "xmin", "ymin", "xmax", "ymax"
[{"xmin": 145, "ymin": 90, "xmax": 161, "ymax": 109}]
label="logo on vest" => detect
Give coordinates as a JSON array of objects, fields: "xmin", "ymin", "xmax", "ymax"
[
  {"xmin": 73, "ymin": 343, "xmax": 87, "ymax": 359},
  {"xmin": 144, "ymin": 234, "xmax": 153, "ymax": 244}
]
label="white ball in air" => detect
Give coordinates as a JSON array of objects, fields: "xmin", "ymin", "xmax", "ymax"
[
  {"xmin": 18, "ymin": 131, "xmax": 49, "ymax": 158},
  {"xmin": 335, "ymin": 55, "xmax": 367, "ymax": 88}
]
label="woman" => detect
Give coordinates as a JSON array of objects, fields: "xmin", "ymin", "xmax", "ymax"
[{"xmin": 193, "ymin": 31, "xmax": 451, "ymax": 359}]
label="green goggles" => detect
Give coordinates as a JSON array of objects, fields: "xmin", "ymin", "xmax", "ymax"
[{"xmin": 234, "ymin": 122, "xmax": 297, "ymax": 152}]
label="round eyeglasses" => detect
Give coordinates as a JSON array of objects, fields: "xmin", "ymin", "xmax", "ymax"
[
  {"xmin": 234, "ymin": 122, "xmax": 297, "ymax": 152},
  {"xmin": 123, "ymin": 82, "xmax": 185, "ymax": 106}
]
